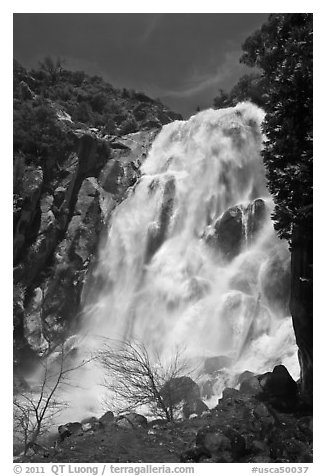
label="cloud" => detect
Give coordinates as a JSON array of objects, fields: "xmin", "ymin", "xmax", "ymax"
[
  {"xmin": 139, "ymin": 14, "xmax": 163, "ymax": 44},
  {"xmin": 156, "ymin": 50, "xmax": 246, "ymax": 99}
]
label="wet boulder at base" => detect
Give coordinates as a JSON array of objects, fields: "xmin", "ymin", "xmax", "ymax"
[
  {"xmin": 258, "ymin": 365, "xmax": 298, "ymax": 411},
  {"xmin": 80, "ymin": 416, "xmax": 104, "ymax": 432},
  {"xmin": 99, "ymin": 410, "xmax": 115, "ymax": 426},
  {"xmin": 58, "ymin": 422, "xmax": 83, "ymax": 442},
  {"xmin": 160, "ymin": 376, "xmax": 200, "ymax": 408},
  {"xmin": 239, "ymin": 375, "xmax": 263, "ymax": 396},
  {"xmin": 183, "ymin": 398, "xmax": 209, "ymax": 419},
  {"xmin": 179, "ymin": 372, "xmax": 312, "ymax": 463},
  {"xmin": 115, "ymin": 413, "xmax": 148, "ymax": 429}
]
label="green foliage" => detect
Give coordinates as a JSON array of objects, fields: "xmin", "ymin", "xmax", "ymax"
[
  {"xmin": 38, "ymin": 56, "xmax": 64, "ymax": 83},
  {"xmin": 119, "ymin": 115, "xmax": 138, "ymax": 135},
  {"xmin": 13, "ymin": 57, "xmax": 181, "ymax": 189},
  {"xmin": 240, "ymin": 14, "xmax": 312, "ymax": 242},
  {"xmin": 13, "ymin": 97, "xmax": 75, "ymax": 167},
  {"xmin": 13, "ymin": 56, "xmax": 181, "ymax": 136},
  {"xmin": 213, "ymin": 74, "xmax": 268, "ymax": 109}
]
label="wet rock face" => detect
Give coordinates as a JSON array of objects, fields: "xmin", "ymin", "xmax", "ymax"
[
  {"xmin": 58, "ymin": 422, "xmax": 83, "ymax": 442},
  {"xmin": 13, "ymin": 125, "xmax": 157, "ymax": 366},
  {"xmin": 182, "ymin": 399, "xmax": 209, "ymax": 419},
  {"xmin": 206, "ymin": 198, "xmax": 267, "ymax": 260},
  {"xmin": 145, "ymin": 176, "xmax": 176, "ymax": 263},
  {"xmin": 160, "ymin": 376, "xmax": 200, "ymax": 408},
  {"xmin": 211, "ymin": 205, "xmax": 243, "ymax": 259}
]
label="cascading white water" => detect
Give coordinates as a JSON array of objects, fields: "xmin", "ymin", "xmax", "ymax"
[
  {"xmin": 81, "ymin": 102, "xmax": 299, "ymax": 392},
  {"xmin": 43, "ymin": 101, "xmax": 300, "ymax": 421}
]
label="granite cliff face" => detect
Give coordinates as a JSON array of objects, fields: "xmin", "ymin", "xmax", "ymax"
[
  {"xmin": 13, "ymin": 60, "xmax": 184, "ymax": 375},
  {"xmin": 13, "ymin": 80, "xmax": 173, "ymax": 374}
]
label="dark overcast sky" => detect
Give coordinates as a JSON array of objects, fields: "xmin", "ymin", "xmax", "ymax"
[{"xmin": 13, "ymin": 13, "xmax": 269, "ymax": 117}]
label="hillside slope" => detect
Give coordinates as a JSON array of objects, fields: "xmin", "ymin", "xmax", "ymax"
[{"xmin": 13, "ymin": 60, "xmax": 182, "ymax": 377}]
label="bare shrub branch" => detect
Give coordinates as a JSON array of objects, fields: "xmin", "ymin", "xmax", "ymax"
[
  {"xmin": 97, "ymin": 339, "xmax": 192, "ymax": 421},
  {"xmin": 13, "ymin": 343, "xmax": 92, "ymax": 456}
]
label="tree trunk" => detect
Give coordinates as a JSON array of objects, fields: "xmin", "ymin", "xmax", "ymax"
[{"xmin": 289, "ymin": 226, "xmax": 313, "ymax": 406}]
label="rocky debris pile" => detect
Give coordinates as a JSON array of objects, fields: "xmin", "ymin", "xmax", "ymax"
[
  {"xmin": 56, "ymin": 411, "xmax": 149, "ymax": 443},
  {"xmin": 181, "ymin": 365, "xmax": 312, "ymax": 463},
  {"xmin": 18, "ymin": 365, "xmax": 312, "ymax": 464}
]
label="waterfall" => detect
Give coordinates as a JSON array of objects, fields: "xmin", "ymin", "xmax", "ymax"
[{"xmin": 76, "ymin": 102, "xmax": 299, "ymax": 414}]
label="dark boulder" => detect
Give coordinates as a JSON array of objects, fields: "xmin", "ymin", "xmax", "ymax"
[
  {"xmin": 258, "ymin": 365, "xmax": 298, "ymax": 412},
  {"xmin": 211, "ymin": 205, "xmax": 244, "ymax": 260},
  {"xmin": 236, "ymin": 370, "xmax": 255, "ymax": 386},
  {"xmin": 196, "ymin": 425, "xmax": 246, "ymax": 462},
  {"xmin": 116, "ymin": 413, "xmax": 147, "ymax": 429},
  {"xmin": 206, "ymin": 199, "xmax": 267, "ymax": 261},
  {"xmin": 259, "ymin": 365, "xmax": 297, "ymax": 398},
  {"xmin": 160, "ymin": 376, "xmax": 200, "ymax": 407},
  {"xmin": 58, "ymin": 422, "xmax": 83, "ymax": 442},
  {"xmin": 218, "ymin": 387, "xmax": 242, "ymax": 404},
  {"xmin": 239, "ymin": 376, "xmax": 263, "ymax": 396},
  {"xmin": 81, "ymin": 416, "xmax": 104, "ymax": 432},
  {"xmin": 183, "ymin": 398, "xmax": 209, "ymax": 418},
  {"xmin": 99, "ymin": 410, "xmax": 114, "ymax": 426}
]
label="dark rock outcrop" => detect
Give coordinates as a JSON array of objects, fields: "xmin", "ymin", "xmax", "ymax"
[
  {"xmin": 258, "ymin": 365, "xmax": 299, "ymax": 412},
  {"xmin": 236, "ymin": 370, "xmax": 255, "ymax": 386},
  {"xmin": 182, "ymin": 399, "xmax": 209, "ymax": 419},
  {"xmin": 116, "ymin": 413, "xmax": 148, "ymax": 429},
  {"xmin": 13, "ymin": 63, "xmax": 181, "ymax": 373},
  {"xmin": 210, "ymin": 205, "xmax": 243, "ymax": 259},
  {"xmin": 99, "ymin": 411, "xmax": 114, "ymax": 426},
  {"xmin": 259, "ymin": 365, "xmax": 297, "ymax": 398},
  {"xmin": 239, "ymin": 375, "xmax": 263, "ymax": 395},
  {"xmin": 145, "ymin": 176, "xmax": 176, "ymax": 263},
  {"xmin": 58, "ymin": 422, "xmax": 83, "ymax": 442},
  {"xmin": 80, "ymin": 416, "xmax": 104, "ymax": 432},
  {"xmin": 13, "ymin": 123, "xmax": 158, "ymax": 368},
  {"xmin": 160, "ymin": 376, "xmax": 200, "ymax": 408},
  {"xmin": 206, "ymin": 198, "xmax": 267, "ymax": 260}
]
